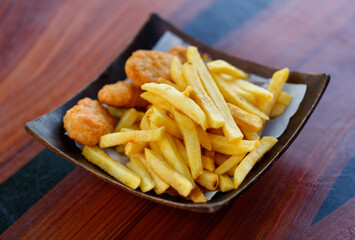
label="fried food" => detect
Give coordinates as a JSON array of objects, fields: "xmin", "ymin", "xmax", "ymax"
[
  {"xmin": 168, "ymin": 45, "xmax": 187, "ymax": 63},
  {"xmin": 125, "ymin": 50, "xmax": 173, "ymax": 86},
  {"xmin": 63, "ymin": 98, "xmax": 115, "ymax": 146},
  {"xmin": 98, "ymin": 81, "xmax": 149, "ymax": 107}
]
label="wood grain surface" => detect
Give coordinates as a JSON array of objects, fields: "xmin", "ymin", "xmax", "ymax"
[{"xmin": 0, "ymin": 0, "xmax": 354, "ymax": 239}]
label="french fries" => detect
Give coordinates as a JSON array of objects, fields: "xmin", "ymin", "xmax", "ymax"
[
  {"xmin": 127, "ymin": 157, "xmax": 155, "ymax": 192},
  {"xmin": 187, "ymin": 46, "xmax": 243, "ymax": 143},
  {"xmin": 157, "ymin": 134, "xmax": 195, "ymax": 186},
  {"xmin": 82, "ymin": 146, "xmax": 140, "ymax": 189},
  {"xmin": 235, "ymin": 79, "xmax": 273, "ymax": 101},
  {"xmin": 182, "ymin": 62, "xmax": 225, "ymax": 128},
  {"xmin": 115, "ymin": 108, "xmax": 141, "ymax": 132},
  {"xmin": 208, "ymin": 133, "xmax": 257, "ymax": 155},
  {"xmin": 172, "ymin": 109, "xmax": 203, "ymax": 179},
  {"xmin": 100, "ymin": 127, "xmax": 165, "ymax": 148},
  {"xmin": 234, "ymin": 137, "xmax": 278, "ymax": 188},
  {"xmin": 195, "ymin": 170, "xmax": 219, "ymax": 191},
  {"xmin": 147, "ymin": 106, "xmax": 182, "ymax": 139},
  {"xmin": 129, "ymin": 153, "xmax": 169, "ymax": 195},
  {"xmin": 214, "ymin": 153, "xmax": 247, "ymax": 175},
  {"xmin": 107, "ymin": 106, "xmax": 127, "ymax": 118},
  {"xmin": 212, "ymin": 73, "xmax": 269, "ymax": 120},
  {"xmin": 145, "ymin": 148, "xmax": 193, "ymax": 197},
  {"xmin": 219, "ymin": 174, "xmax": 234, "ymax": 192},
  {"xmin": 228, "ymin": 103, "xmax": 263, "ymax": 132},
  {"xmin": 259, "ymin": 68, "xmax": 289, "ymax": 115},
  {"xmin": 142, "ymin": 83, "xmax": 208, "ymax": 129},
  {"xmin": 76, "ymin": 45, "xmax": 291, "ymax": 203},
  {"xmin": 207, "ymin": 59, "xmax": 248, "ymax": 79},
  {"xmin": 170, "ymin": 56, "xmax": 187, "ymax": 91},
  {"xmin": 201, "ymin": 156, "xmax": 215, "ymax": 172},
  {"xmin": 196, "ymin": 125, "xmax": 212, "ymax": 150}
]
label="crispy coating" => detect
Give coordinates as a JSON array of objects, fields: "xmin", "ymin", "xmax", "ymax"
[
  {"xmin": 98, "ymin": 81, "xmax": 149, "ymax": 107},
  {"xmin": 168, "ymin": 45, "xmax": 187, "ymax": 63},
  {"xmin": 125, "ymin": 50, "xmax": 173, "ymax": 86},
  {"xmin": 63, "ymin": 98, "xmax": 115, "ymax": 146}
]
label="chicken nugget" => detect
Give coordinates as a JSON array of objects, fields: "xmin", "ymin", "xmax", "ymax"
[
  {"xmin": 125, "ymin": 50, "xmax": 173, "ymax": 86},
  {"xmin": 63, "ymin": 98, "xmax": 115, "ymax": 146},
  {"xmin": 168, "ymin": 45, "xmax": 187, "ymax": 63},
  {"xmin": 98, "ymin": 81, "xmax": 149, "ymax": 107}
]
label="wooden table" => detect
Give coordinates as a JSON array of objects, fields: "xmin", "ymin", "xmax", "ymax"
[{"xmin": 1, "ymin": 0, "xmax": 354, "ymax": 239}]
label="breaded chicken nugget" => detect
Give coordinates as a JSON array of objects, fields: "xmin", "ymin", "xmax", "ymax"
[
  {"xmin": 168, "ymin": 45, "xmax": 187, "ymax": 63},
  {"xmin": 125, "ymin": 50, "xmax": 173, "ymax": 86},
  {"xmin": 98, "ymin": 81, "xmax": 149, "ymax": 107},
  {"xmin": 63, "ymin": 98, "xmax": 115, "ymax": 146}
]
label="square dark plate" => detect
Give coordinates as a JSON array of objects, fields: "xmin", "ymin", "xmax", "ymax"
[{"xmin": 25, "ymin": 14, "xmax": 329, "ymax": 213}]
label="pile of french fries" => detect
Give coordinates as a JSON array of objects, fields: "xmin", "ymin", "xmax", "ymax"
[{"xmin": 82, "ymin": 46, "xmax": 292, "ymax": 203}]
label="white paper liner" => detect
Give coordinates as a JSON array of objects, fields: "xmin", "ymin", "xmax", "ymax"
[{"xmin": 73, "ymin": 31, "xmax": 306, "ymax": 202}]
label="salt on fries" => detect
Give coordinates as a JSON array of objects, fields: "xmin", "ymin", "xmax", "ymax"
[{"xmin": 64, "ymin": 45, "xmax": 294, "ymax": 203}]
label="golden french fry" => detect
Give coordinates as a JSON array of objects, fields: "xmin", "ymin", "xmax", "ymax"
[
  {"xmin": 208, "ymin": 127, "xmax": 224, "ymax": 135},
  {"xmin": 142, "ymin": 83, "xmax": 208, "ymax": 129},
  {"xmin": 270, "ymin": 103, "xmax": 287, "ymax": 118},
  {"xmin": 219, "ymin": 174, "xmax": 235, "ymax": 192},
  {"xmin": 82, "ymin": 146, "xmax": 140, "ymax": 189},
  {"xmin": 211, "ymin": 151, "xmax": 236, "ymax": 177},
  {"xmin": 207, "ymin": 59, "xmax": 248, "ymax": 79},
  {"xmin": 114, "ymin": 108, "xmax": 141, "ymax": 132},
  {"xmin": 204, "ymin": 149, "xmax": 215, "ymax": 161},
  {"xmin": 130, "ymin": 153, "xmax": 169, "ymax": 194},
  {"xmin": 236, "ymin": 79, "xmax": 273, "ymax": 101},
  {"xmin": 212, "ymin": 73, "xmax": 269, "ymax": 120},
  {"xmin": 214, "ymin": 152, "xmax": 229, "ymax": 166},
  {"xmin": 172, "ymin": 109, "xmax": 203, "ymax": 179},
  {"xmin": 115, "ymin": 144, "xmax": 125, "ymax": 153},
  {"xmin": 145, "ymin": 149, "xmax": 193, "ymax": 197},
  {"xmin": 214, "ymin": 153, "xmax": 247, "ymax": 175},
  {"xmin": 182, "ymin": 62, "xmax": 225, "ymax": 128},
  {"xmin": 100, "ymin": 127, "xmax": 165, "ymax": 148},
  {"xmin": 107, "ymin": 106, "xmax": 127, "ymax": 119},
  {"xmin": 124, "ymin": 142, "xmax": 147, "ymax": 155},
  {"xmin": 189, "ymin": 186, "xmax": 206, "ymax": 203},
  {"xmin": 195, "ymin": 170, "xmax": 219, "ymax": 191},
  {"xmin": 208, "ymin": 133, "xmax": 258, "ymax": 155},
  {"xmin": 259, "ymin": 68, "xmax": 289, "ymax": 115},
  {"xmin": 228, "ymin": 103, "xmax": 263, "ymax": 132},
  {"xmin": 170, "ymin": 56, "xmax": 187, "ymax": 91},
  {"xmin": 140, "ymin": 112, "xmax": 150, "ymax": 130},
  {"xmin": 120, "ymin": 126, "xmax": 140, "ymax": 132},
  {"xmin": 195, "ymin": 125, "xmax": 212, "ymax": 150},
  {"xmin": 173, "ymin": 137, "xmax": 188, "ymax": 165},
  {"xmin": 140, "ymin": 92, "xmax": 172, "ymax": 112},
  {"xmin": 147, "ymin": 107, "xmax": 182, "ymax": 139},
  {"xmin": 182, "ymin": 86, "xmax": 194, "ymax": 97},
  {"xmin": 201, "ymin": 156, "xmax": 215, "ymax": 172},
  {"xmin": 156, "ymin": 77, "xmax": 179, "ymax": 89},
  {"xmin": 277, "ymin": 91, "xmax": 292, "ymax": 106},
  {"xmin": 187, "ymin": 46, "xmax": 243, "ymax": 143},
  {"xmin": 127, "ymin": 158, "xmax": 155, "ymax": 192},
  {"xmin": 232, "ymin": 84, "xmax": 258, "ymax": 106},
  {"xmin": 240, "ymin": 127, "xmax": 260, "ymax": 141},
  {"xmin": 157, "ymin": 134, "xmax": 195, "ymax": 187},
  {"xmin": 234, "ymin": 137, "xmax": 278, "ymax": 188}
]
